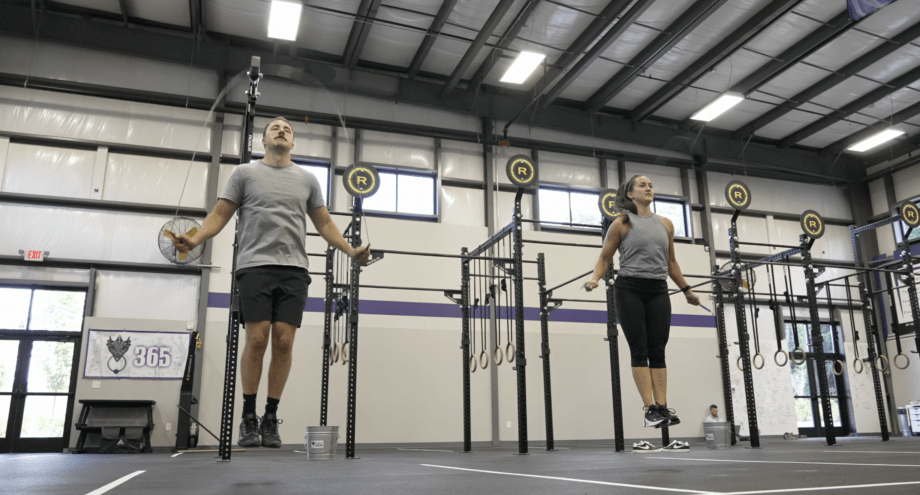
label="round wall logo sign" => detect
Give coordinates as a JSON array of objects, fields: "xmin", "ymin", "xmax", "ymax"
[
  {"xmin": 800, "ymin": 210, "xmax": 825, "ymax": 239},
  {"xmin": 342, "ymin": 163, "xmax": 380, "ymax": 198},
  {"xmin": 505, "ymin": 154, "xmax": 538, "ymax": 188},
  {"xmin": 725, "ymin": 180, "xmax": 751, "ymax": 210},
  {"xmin": 900, "ymin": 201, "xmax": 920, "ymax": 229},
  {"xmin": 598, "ymin": 189, "xmax": 620, "ymax": 220}
]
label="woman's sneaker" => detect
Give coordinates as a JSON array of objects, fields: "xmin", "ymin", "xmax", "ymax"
[
  {"xmin": 632, "ymin": 440, "xmax": 661, "ymax": 453},
  {"xmin": 643, "ymin": 406, "xmax": 668, "ymax": 428},
  {"xmin": 662, "ymin": 440, "xmax": 690, "ymax": 452},
  {"xmin": 657, "ymin": 405, "xmax": 681, "ymax": 427}
]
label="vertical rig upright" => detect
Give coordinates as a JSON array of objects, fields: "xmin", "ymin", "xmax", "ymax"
[
  {"xmin": 512, "ymin": 188, "xmax": 529, "ymax": 455},
  {"xmin": 850, "ymin": 226, "xmax": 890, "ymax": 440},
  {"xmin": 319, "ymin": 245, "xmax": 335, "ymax": 426},
  {"xmin": 536, "ymin": 253, "xmax": 555, "ymax": 451},
  {"xmin": 218, "ymin": 56, "xmax": 260, "ymax": 463},
  {"xmin": 603, "ymin": 256, "xmax": 625, "ymax": 453},
  {"xmin": 345, "ymin": 198, "xmax": 364, "ymax": 459},
  {"xmin": 729, "ymin": 211, "xmax": 760, "ymax": 448},
  {"xmin": 899, "ymin": 227, "xmax": 920, "ymax": 372},
  {"xmin": 712, "ymin": 275, "xmax": 736, "ymax": 445},
  {"xmin": 799, "ymin": 235, "xmax": 836, "ymax": 446},
  {"xmin": 460, "ymin": 248, "xmax": 472, "ymax": 453}
]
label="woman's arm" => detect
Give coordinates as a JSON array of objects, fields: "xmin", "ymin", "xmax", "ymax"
[
  {"xmin": 662, "ymin": 217, "xmax": 700, "ymax": 306},
  {"xmin": 585, "ymin": 216, "xmax": 627, "ymax": 291}
]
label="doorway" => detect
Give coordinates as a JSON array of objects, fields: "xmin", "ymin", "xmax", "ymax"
[
  {"xmin": 0, "ymin": 285, "xmax": 86, "ymax": 453},
  {"xmin": 787, "ymin": 321, "xmax": 851, "ymax": 438}
]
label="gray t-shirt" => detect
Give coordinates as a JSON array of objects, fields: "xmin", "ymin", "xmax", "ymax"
[{"xmin": 219, "ymin": 160, "xmax": 325, "ymax": 271}]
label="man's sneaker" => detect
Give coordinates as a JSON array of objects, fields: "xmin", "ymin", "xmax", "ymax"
[
  {"xmin": 260, "ymin": 413, "xmax": 283, "ymax": 448},
  {"xmin": 238, "ymin": 413, "xmax": 261, "ymax": 447},
  {"xmin": 657, "ymin": 405, "xmax": 681, "ymax": 427},
  {"xmin": 662, "ymin": 440, "xmax": 690, "ymax": 452},
  {"xmin": 643, "ymin": 406, "xmax": 668, "ymax": 428},
  {"xmin": 632, "ymin": 440, "xmax": 661, "ymax": 453}
]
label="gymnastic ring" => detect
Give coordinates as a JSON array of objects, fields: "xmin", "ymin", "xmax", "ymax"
[
  {"xmin": 493, "ymin": 346, "xmax": 504, "ymax": 366},
  {"xmin": 341, "ymin": 343, "xmax": 349, "ymax": 364},
  {"xmin": 479, "ymin": 350, "xmax": 490, "ymax": 370},
  {"xmin": 469, "ymin": 355, "xmax": 477, "ymax": 373},
  {"xmin": 332, "ymin": 344, "xmax": 340, "ymax": 363},
  {"xmin": 791, "ymin": 347, "xmax": 807, "ymax": 366},
  {"xmin": 736, "ymin": 356, "xmax": 745, "ymax": 371},
  {"xmin": 328, "ymin": 351, "xmax": 334, "ymax": 367},
  {"xmin": 506, "ymin": 342, "xmax": 515, "ymax": 363},
  {"xmin": 894, "ymin": 353, "xmax": 910, "ymax": 370},
  {"xmin": 773, "ymin": 349, "xmax": 789, "ymax": 367},
  {"xmin": 832, "ymin": 360, "xmax": 845, "ymax": 376},
  {"xmin": 752, "ymin": 353, "xmax": 765, "ymax": 370},
  {"xmin": 853, "ymin": 358, "xmax": 864, "ymax": 374},
  {"xmin": 874, "ymin": 354, "xmax": 889, "ymax": 372}
]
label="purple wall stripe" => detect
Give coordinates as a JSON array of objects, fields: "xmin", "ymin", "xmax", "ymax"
[{"xmin": 208, "ymin": 292, "xmax": 715, "ymax": 328}]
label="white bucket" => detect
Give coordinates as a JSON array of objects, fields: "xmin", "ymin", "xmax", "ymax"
[{"xmin": 304, "ymin": 426, "xmax": 339, "ymax": 460}]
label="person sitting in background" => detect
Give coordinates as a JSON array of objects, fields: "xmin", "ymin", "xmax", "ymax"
[{"xmin": 704, "ymin": 404, "xmax": 723, "ymax": 423}]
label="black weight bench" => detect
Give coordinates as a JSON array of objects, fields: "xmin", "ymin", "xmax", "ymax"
[{"xmin": 74, "ymin": 400, "xmax": 156, "ymax": 453}]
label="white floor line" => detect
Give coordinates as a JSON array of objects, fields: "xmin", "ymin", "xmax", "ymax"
[
  {"xmin": 420, "ymin": 464, "xmax": 714, "ymax": 494},
  {"xmin": 823, "ymin": 450, "xmax": 920, "ymax": 454},
  {"xmin": 647, "ymin": 457, "xmax": 920, "ymax": 468},
  {"xmin": 397, "ymin": 448, "xmax": 455, "ymax": 453},
  {"xmin": 85, "ymin": 471, "xmax": 145, "ymax": 495},
  {"xmin": 171, "ymin": 452, "xmax": 183, "ymax": 458},
  {"xmin": 719, "ymin": 480, "xmax": 920, "ymax": 494}
]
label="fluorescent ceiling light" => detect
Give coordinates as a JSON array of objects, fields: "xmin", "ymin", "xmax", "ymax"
[
  {"xmin": 268, "ymin": 0, "xmax": 302, "ymax": 41},
  {"xmin": 500, "ymin": 52, "xmax": 546, "ymax": 84},
  {"xmin": 847, "ymin": 129, "xmax": 905, "ymax": 152},
  {"xmin": 690, "ymin": 93, "xmax": 744, "ymax": 122}
]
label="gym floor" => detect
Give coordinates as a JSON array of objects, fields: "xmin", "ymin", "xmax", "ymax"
[{"xmin": 4, "ymin": 437, "xmax": 920, "ymax": 494}]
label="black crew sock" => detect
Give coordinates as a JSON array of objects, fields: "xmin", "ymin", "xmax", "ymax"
[
  {"xmin": 242, "ymin": 393, "xmax": 257, "ymax": 417},
  {"xmin": 265, "ymin": 397, "xmax": 280, "ymax": 416}
]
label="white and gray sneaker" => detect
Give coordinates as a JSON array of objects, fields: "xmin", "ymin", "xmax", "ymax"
[
  {"xmin": 662, "ymin": 440, "xmax": 690, "ymax": 452},
  {"xmin": 632, "ymin": 440, "xmax": 661, "ymax": 453}
]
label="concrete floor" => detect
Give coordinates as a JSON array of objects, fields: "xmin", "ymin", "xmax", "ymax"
[{"xmin": 5, "ymin": 437, "xmax": 920, "ymax": 494}]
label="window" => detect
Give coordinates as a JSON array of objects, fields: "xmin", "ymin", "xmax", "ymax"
[
  {"xmin": 361, "ymin": 167, "xmax": 437, "ymax": 218},
  {"xmin": 537, "ymin": 186, "xmax": 602, "ymax": 228},
  {"xmin": 652, "ymin": 198, "xmax": 691, "ymax": 238},
  {"xmin": 253, "ymin": 155, "xmax": 331, "ymax": 206},
  {"xmin": 0, "ymin": 287, "xmax": 86, "ymax": 332}
]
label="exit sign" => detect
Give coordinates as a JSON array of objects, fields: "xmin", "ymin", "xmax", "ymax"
[{"xmin": 24, "ymin": 250, "xmax": 46, "ymax": 261}]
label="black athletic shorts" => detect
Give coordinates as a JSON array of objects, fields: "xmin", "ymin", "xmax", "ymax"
[{"xmin": 235, "ymin": 265, "xmax": 311, "ymax": 327}]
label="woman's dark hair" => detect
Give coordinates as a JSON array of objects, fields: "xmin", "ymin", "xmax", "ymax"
[{"xmin": 614, "ymin": 174, "xmax": 642, "ymax": 223}]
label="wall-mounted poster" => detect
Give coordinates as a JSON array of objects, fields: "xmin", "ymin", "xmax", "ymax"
[{"xmin": 84, "ymin": 329, "xmax": 190, "ymax": 379}]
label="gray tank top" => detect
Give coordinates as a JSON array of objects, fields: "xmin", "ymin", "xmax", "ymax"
[{"xmin": 616, "ymin": 212, "xmax": 669, "ymax": 280}]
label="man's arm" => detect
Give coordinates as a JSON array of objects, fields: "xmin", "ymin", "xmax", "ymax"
[
  {"xmin": 307, "ymin": 206, "xmax": 371, "ymax": 263},
  {"xmin": 171, "ymin": 199, "xmax": 238, "ymax": 253}
]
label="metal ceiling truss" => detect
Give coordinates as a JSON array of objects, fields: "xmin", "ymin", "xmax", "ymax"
[
  {"xmin": 407, "ymin": 0, "xmax": 459, "ymax": 78},
  {"xmin": 822, "ymin": 100, "xmax": 920, "ymax": 156},
  {"xmin": 468, "ymin": 0, "xmax": 542, "ymax": 90},
  {"xmin": 343, "ymin": 0, "xmax": 385, "ymax": 69},
  {"xmin": 777, "ymin": 64, "xmax": 920, "ymax": 148},
  {"xmin": 440, "ymin": 0, "xmax": 518, "ymax": 98},
  {"xmin": 583, "ymin": 0, "xmax": 730, "ymax": 113},
  {"xmin": 628, "ymin": 0, "xmax": 800, "ymax": 122},
  {"xmin": 734, "ymin": 19, "xmax": 920, "ymax": 141}
]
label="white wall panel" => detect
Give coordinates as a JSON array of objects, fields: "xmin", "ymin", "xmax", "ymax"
[
  {"xmin": 712, "ymin": 213, "xmax": 770, "ymax": 255},
  {"xmin": 441, "ymin": 139, "xmax": 481, "ymax": 181},
  {"xmin": 624, "ymin": 162, "xmax": 683, "ymax": 196},
  {"xmin": 539, "ymin": 151, "xmax": 600, "ymax": 188},
  {"xmin": 93, "ymin": 272, "xmax": 199, "ymax": 321},
  {"xmin": 335, "ymin": 128, "xmax": 356, "ymax": 171},
  {"xmin": 0, "ymin": 136, "xmax": 9, "ymax": 183},
  {"xmin": 708, "ymin": 172, "xmax": 851, "ymax": 219},
  {"xmin": 2, "ymin": 143, "xmax": 95, "ymax": 198},
  {"xmin": 0, "ymin": 35, "xmax": 217, "ymax": 99},
  {"xmin": 221, "ymin": 115, "xmax": 333, "ymax": 160},
  {"xmin": 0, "ymin": 204, "xmax": 183, "ymax": 264},
  {"xmin": 869, "ymin": 178, "xmax": 888, "ymax": 216},
  {"xmin": 441, "ymin": 186, "xmax": 485, "ymax": 227},
  {"xmin": 605, "ymin": 160, "xmax": 619, "ymax": 188},
  {"xmin": 893, "ymin": 163, "xmax": 920, "ymax": 202},
  {"xmin": 0, "ymin": 86, "xmax": 213, "ymax": 152},
  {"xmin": 360, "ymin": 130, "xmax": 434, "ymax": 169},
  {"xmin": 496, "ymin": 191, "xmax": 533, "ymax": 231},
  {"xmin": 104, "ymin": 154, "xmax": 207, "ymax": 208}
]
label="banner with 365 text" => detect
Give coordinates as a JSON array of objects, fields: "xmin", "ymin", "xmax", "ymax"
[{"xmin": 84, "ymin": 329, "xmax": 190, "ymax": 379}]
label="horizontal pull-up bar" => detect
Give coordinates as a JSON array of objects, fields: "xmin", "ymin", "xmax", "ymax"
[
  {"xmin": 735, "ymin": 241, "xmax": 802, "ymax": 250},
  {"xmin": 520, "ymin": 219, "xmax": 603, "ymax": 229},
  {"xmin": 522, "ymin": 238, "xmax": 602, "ymax": 249},
  {"xmin": 332, "ymin": 283, "xmax": 455, "ymax": 293},
  {"xmin": 550, "ymin": 298, "xmax": 607, "ymax": 304},
  {"xmin": 372, "ymin": 248, "xmax": 536, "ymax": 264}
]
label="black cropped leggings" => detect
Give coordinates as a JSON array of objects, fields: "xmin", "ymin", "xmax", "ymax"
[{"xmin": 614, "ymin": 277, "xmax": 672, "ymax": 368}]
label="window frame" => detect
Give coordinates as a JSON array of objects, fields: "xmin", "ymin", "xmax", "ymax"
[
  {"xmin": 534, "ymin": 184, "xmax": 605, "ymax": 235},
  {"xmin": 0, "ymin": 282, "xmax": 89, "ymax": 335},
  {"xmin": 651, "ymin": 194, "xmax": 693, "ymax": 240},
  {"xmin": 356, "ymin": 164, "xmax": 439, "ymax": 222}
]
